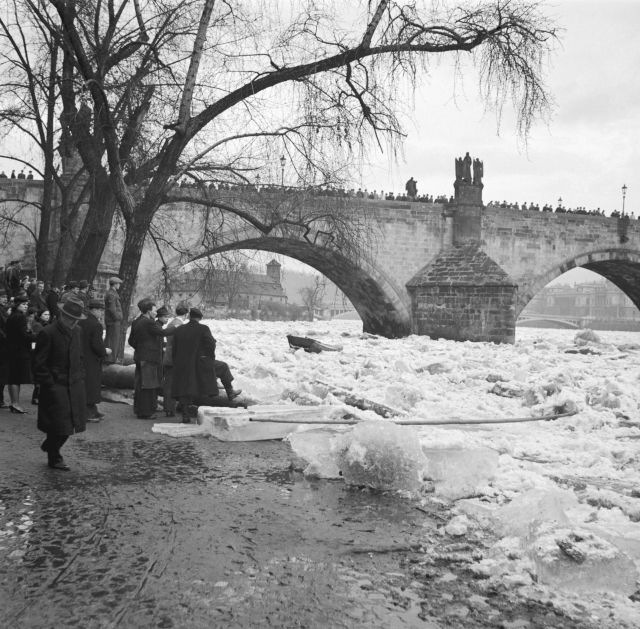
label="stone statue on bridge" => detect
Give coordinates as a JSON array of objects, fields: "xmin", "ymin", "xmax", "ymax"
[
  {"xmin": 455, "ymin": 157, "xmax": 463, "ymax": 181},
  {"xmin": 455, "ymin": 153, "xmax": 482, "ymax": 186},
  {"xmin": 473, "ymin": 158, "xmax": 483, "ymax": 185},
  {"xmin": 405, "ymin": 177, "xmax": 417, "ymax": 199},
  {"xmin": 462, "ymin": 152, "xmax": 472, "ymax": 182}
]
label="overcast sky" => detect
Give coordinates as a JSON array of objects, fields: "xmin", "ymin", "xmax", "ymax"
[{"xmin": 360, "ymin": 0, "xmax": 640, "ymax": 216}]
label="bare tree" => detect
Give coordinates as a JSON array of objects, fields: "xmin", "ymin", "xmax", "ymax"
[
  {"xmin": 210, "ymin": 253, "xmax": 251, "ymax": 310},
  {"xmin": 7, "ymin": 0, "xmax": 557, "ymax": 323},
  {"xmin": 300, "ymin": 275, "xmax": 327, "ymax": 320}
]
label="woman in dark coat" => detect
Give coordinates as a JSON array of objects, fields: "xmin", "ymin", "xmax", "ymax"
[
  {"xmin": 5, "ymin": 295, "xmax": 35, "ymax": 413},
  {"xmin": 0, "ymin": 292, "xmax": 9, "ymax": 406},
  {"xmin": 29, "ymin": 308, "xmax": 50, "ymax": 405},
  {"xmin": 33, "ymin": 299, "xmax": 87, "ymax": 470}
]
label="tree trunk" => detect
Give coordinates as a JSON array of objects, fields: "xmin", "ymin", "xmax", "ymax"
[
  {"xmin": 50, "ymin": 189, "xmax": 76, "ymax": 286},
  {"xmin": 36, "ymin": 45, "xmax": 58, "ymax": 282},
  {"xmin": 69, "ymin": 174, "xmax": 116, "ymax": 281},
  {"xmin": 116, "ymin": 217, "xmax": 151, "ymax": 357}
]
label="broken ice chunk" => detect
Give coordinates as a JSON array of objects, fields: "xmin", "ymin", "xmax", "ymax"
[
  {"xmin": 422, "ymin": 447, "xmax": 498, "ymax": 500},
  {"xmin": 529, "ymin": 526, "xmax": 639, "ymax": 595},
  {"xmin": 492, "ymin": 489, "xmax": 578, "ymax": 539},
  {"xmin": 337, "ymin": 421, "xmax": 427, "ymax": 494},
  {"xmin": 286, "ymin": 427, "xmax": 344, "ymax": 479}
]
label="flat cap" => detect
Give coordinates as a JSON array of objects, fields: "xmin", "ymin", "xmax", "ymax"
[{"xmin": 109, "ymin": 276, "xmax": 123, "ymax": 285}]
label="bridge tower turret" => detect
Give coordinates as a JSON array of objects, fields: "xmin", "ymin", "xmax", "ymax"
[{"xmin": 406, "ymin": 155, "xmax": 517, "ymax": 343}]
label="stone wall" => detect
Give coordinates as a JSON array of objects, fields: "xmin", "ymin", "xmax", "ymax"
[{"xmin": 410, "ymin": 284, "xmax": 516, "ymax": 343}]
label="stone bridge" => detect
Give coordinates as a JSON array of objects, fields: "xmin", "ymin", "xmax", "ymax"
[
  {"xmin": 3, "ymin": 160, "xmax": 639, "ymax": 343},
  {"xmin": 160, "ymin": 164, "xmax": 640, "ymax": 343}
]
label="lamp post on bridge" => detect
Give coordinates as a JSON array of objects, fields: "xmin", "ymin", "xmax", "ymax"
[
  {"xmin": 280, "ymin": 155, "xmax": 286, "ymax": 187},
  {"xmin": 622, "ymin": 184, "xmax": 627, "ymax": 216},
  {"xmin": 558, "ymin": 196, "xmax": 562, "ymax": 209}
]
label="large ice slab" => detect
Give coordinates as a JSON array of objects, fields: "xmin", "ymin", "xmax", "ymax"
[
  {"xmin": 199, "ymin": 404, "xmax": 346, "ymax": 441},
  {"xmin": 422, "ymin": 447, "xmax": 499, "ymax": 500},
  {"xmin": 529, "ymin": 526, "xmax": 639, "ymax": 595},
  {"xmin": 337, "ymin": 421, "xmax": 427, "ymax": 494},
  {"xmin": 286, "ymin": 427, "xmax": 344, "ymax": 478}
]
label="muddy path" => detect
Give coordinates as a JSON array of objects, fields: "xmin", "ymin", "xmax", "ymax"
[{"xmin": 0, "ymin": 404, "xmax": 600, "ymax": 628}]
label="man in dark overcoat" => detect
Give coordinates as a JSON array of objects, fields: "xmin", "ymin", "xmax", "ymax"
[
  {"xmin": 33, "ymin": 299, "xmax": 87, "ymax": 470},
  {"xmin": 78, "ymin": 298, "xmax": 111, "ymax": 421},
  {"xmin": 127, "ymin": 299, "xmax": 175, "ymax": 419},
  {"xmin": 162, "ymin": 304, "xmax": 188, "ymax": 417},
  {"xmin": 171, "ymin": 308, "xmax": 217, "ymax": 423}
]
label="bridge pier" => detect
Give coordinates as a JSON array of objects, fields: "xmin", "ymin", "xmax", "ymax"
[
  {"xmin": 407, "ymin": 244, "xmax": 517, "ymax": 343},
  {"xmin": 407, "ymin": 158, "xmax": 517, "ymax": 343}
]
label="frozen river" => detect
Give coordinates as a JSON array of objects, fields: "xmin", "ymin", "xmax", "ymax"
[{"xmin": 207, "ymin": 319, "xmax": 640, "ymax": 624}]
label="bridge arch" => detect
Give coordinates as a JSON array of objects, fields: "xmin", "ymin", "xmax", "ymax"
[
  {"xmin": 517, "ymin": 248, "xmax": 640, "ymax": 316},
  {"xmin": 169, "ymin": 236, "xmax": 411, "ymax": 337}
]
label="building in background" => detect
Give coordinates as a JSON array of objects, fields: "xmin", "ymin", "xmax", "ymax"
[
  {"xmin": 168, "ymin": 259, "xmax": 287, "ymax": 310},
  {"xmin": 520, "ymin": 281, "xmax": 640, "ymax": 330}
]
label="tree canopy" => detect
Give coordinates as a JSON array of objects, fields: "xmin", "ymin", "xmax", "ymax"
[{"xmin": 0, "ymin": 0, "xmax": 559, "ymax": 317}]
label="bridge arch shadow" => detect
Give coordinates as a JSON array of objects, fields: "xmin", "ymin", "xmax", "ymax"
[
  {"xmin": 180, "ymin": 237, "xmax": 412, "ymax": 338},
  {"xmin": 517, "ymin": 248, "xmax": 640, "ymax": 317}
]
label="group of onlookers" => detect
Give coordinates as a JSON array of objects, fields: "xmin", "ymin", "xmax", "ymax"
[
  {"xmin": 128, "ymin": 301, "xmax": 241, "ymax": 423},
  {"xmin": 0, "ymin": 269, "xmax": 125, "ymax": 470},
  {"xmin": 1, "ymin": 262, "xmax": 241, "ymax": 471}
]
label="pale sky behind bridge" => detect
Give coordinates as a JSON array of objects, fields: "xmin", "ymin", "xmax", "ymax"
[{"xmin": 359, "ymin": 0, "xmax": 640, "ymax": 218}]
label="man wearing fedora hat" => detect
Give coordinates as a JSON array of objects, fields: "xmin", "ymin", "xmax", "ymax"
[
  {"xmin": 104, "ymin": 276, "xmax": 123, "ymax": 363},
  {"xmin": 33, "ymin": 298, "xmax": 87, "ymax": 470},
  {"xmin": 79, "ymin": 298, "xmax": 112, "ymax": 421},
  {"xmin": 128, "ymin": 299, "xmax": 176, "ymax": 419}
]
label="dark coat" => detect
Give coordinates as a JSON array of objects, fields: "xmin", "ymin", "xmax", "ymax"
[
  {"xmin": 0, "ymin": 315, "xmax": 8, "ymax": 384},
  {"xmin": 29, "ymin": 288, "xmax": 48, "ymax": 312},
  {"xmin": 171, "ymin": 320, "xmax": 217, "ymax": 399},
  {"xmin": 33, "ymin": 320, "xmax": 87, "ymax": 436},
  {"xmin": 104, "ymin": 288, "xmax": 123, "ymax": 324},
  {"xmin": 5, "ymin": 310, "xmax": 35, "ymax": 384},
  {"xmin": 128, "ymin": 315, "xmax": 173, "ymax": 364},
  {"xmin": 45, "ymin": 290, "xmax": 60, "ymax": 320},
  {"xmin": 78, "ymin": 313, "xmax": 107, "ymax": 405}
]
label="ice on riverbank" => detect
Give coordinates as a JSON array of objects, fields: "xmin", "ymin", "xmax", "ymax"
[
  {"xmin": 530, "ymin": 526, "xmax": 639, "ymax": 595},
  {"xmin": 422, "ymin": 446, "xmax": 499, "ymax": 500},
  {"xmin": 337, "ymin": 421, "xmax": 427, "ymax": 494}
]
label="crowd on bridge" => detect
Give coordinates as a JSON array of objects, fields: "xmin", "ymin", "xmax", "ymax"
[
  {"xmin": 174, "ymin": 178, "xmax": 637, "ymax": 218},
  {"xmin": 0, "ymin": 261, "xmax": 241, "ymax": 471},
  {"xmin": 485, "ymin": 199, "xmax": 636, "ymax": 219},
  {"xmin": 4, "ymin": 170, "xmax": 634, "ymax": 219}
]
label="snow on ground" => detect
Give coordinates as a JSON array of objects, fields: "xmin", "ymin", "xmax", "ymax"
[{"xmin": 202, "ymin": 319, "xmax": 640, "ymax": 623}]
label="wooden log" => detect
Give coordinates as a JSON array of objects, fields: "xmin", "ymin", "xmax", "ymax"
[
  {"xmin": 249, "ymin": 410, "xmax": 577, "ymax": 426},
  {"xmin": 312, "ymin": 379, "xmax": 407, "ymax": 418},
  {"xmin": 101, "ymin": 364, "xmax": 136, "ymax": 389}
]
